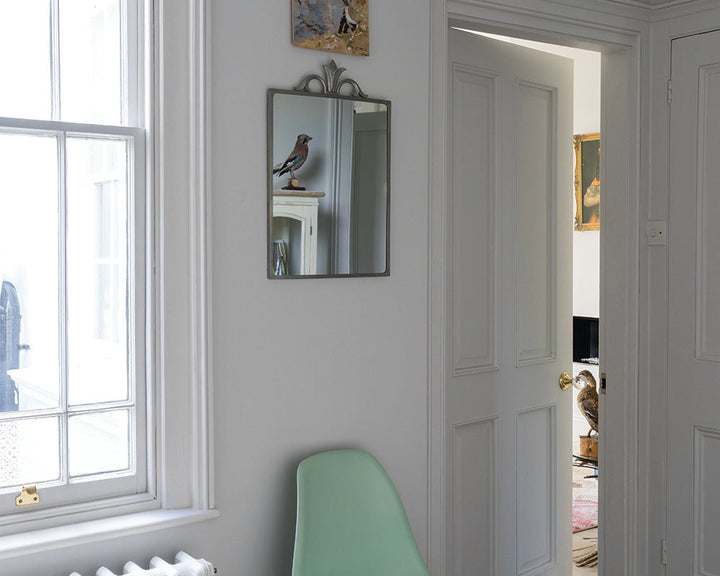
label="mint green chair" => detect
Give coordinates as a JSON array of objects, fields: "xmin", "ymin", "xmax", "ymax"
[{"xmin": 292, "ymin": 449, "xmax": 431, "ymax": 576}]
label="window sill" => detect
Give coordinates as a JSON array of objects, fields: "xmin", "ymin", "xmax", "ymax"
[{"xmin": 0, "ymin": 508, "xmax": 220, "ymax": 561}]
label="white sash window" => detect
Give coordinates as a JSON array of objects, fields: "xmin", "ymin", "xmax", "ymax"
[{"xmin": 0, "ymin": 0, "xmax": 147, "ymax": 519}]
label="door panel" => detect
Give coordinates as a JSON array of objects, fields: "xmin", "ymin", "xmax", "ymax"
[
  {"xmin": 695, "ymin": 62, "xmax": 720, "ymax": 361},
  {"xmin": 447, "ymin": 29, "xmax": 573, "ymax": 576},
  {"xmin": 667, "ymin": 29, "xmax": 720, "ymax": 576},
  {"xmin": 453, "ymin": 417, "xmax": 497, "ymax": 575},
  {"xmin": 517, "ymin": 81, "xmax": 557, "ymax": 365},
  {"xmin": 451, "ymin": 66, "xmax": 497, "ymax": 375},
  {"xmin": 517, "ymin": 405, "xmax": 556, "ymax": 574}
]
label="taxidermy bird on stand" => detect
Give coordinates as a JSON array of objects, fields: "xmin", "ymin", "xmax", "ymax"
[
  {"xmin": 574, "ymin": 370, "xmax": 599, "ymax": 437},
  {"xmin": 273, "ymin": 133, "xmax": 312, "ymax": 190}
]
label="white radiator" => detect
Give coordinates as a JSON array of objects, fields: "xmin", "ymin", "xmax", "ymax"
[{"xmin": 69, "ymin": 551, "xmax": 215, "ymax": 576}]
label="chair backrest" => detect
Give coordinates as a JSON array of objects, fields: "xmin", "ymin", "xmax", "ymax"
[{"xmin": 292, "ymin": 449, "xmax": 430, "ymax": 576}]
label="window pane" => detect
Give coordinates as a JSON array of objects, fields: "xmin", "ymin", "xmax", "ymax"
[
  {"xmin": 67, "ymin": 137, "xmax": 129, "ymax": 406},
  {"xmin": 60, "ymin": 0, "xmax": 123, "ymax": 125},
  {"xmin": 0, "ymin": 0, "xmax": 52, "ymax": 120},
  {"xmin": 0, "ymin": 132, "xmax": 61, "ymax": 413},
  {"xmin": 0, "ymin": 417, "xmax": 60, "ymax": 489},
  {"xmin": 68, "ymin": 409, "xmax": 129, "ymax": 477}
]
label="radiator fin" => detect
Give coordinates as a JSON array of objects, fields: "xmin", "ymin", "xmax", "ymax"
[{"xmin": 68, "ymin": 551, "xmax": 215, "ymax": 576}]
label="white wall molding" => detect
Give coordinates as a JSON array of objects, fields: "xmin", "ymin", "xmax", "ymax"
[
  {"xmin": 188, "ymin": 0, "xmax": 214, "ymax": 513},
  {"xmin": 154, "ymin": 0, "xmax": 214, "ymax": 512},
  {"xmin": 427, "ymin": 0, "xmax": 448, "ymax": 576},
  {"xmin": 448, "ymin": 0, "xmax": 650, "ymax": 32},
  {"xmin": 427, "ymin": 2, "xmax": 449, "ymax": 576},
  {"xmin": 652, "ymin": 0, "xmax": 720, "ymax": 21}
]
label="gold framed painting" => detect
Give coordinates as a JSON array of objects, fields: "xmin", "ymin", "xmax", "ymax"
[
  {"xmin": 292, "ymin": 0, "xmax": 369, "ymax": 57},
  {"xmin": 574, "ymin": 133, "xmax": 600, "ymax": 231}
]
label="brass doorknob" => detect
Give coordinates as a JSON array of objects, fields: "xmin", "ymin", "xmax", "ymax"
[{"xmin": 559, "ymin": 371, "xmax": 573, "ymax": 391}]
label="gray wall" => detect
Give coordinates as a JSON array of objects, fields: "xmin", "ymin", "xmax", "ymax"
[
  {"xmin": 1, "ymin": 2, "xmax": 431, "ymax": 575},
  {"xmin": 211, "ymin": 2, "xmax": 430, "ymax": 573}
]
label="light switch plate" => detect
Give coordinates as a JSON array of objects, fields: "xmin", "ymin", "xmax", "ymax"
[{"xmin": 647, "ymin": 220, "xmax": 667, "ymax": 246}]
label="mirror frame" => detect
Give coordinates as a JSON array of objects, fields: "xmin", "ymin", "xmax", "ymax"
[{"xmin": 267, "ymin": 62, "xmax": 391, "ymax": 279}]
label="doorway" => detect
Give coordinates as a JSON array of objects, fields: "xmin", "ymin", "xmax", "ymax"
[
  {"xmin": 452, "ymin": 29, "xmax": 602, "ymax": 574},
  {"xmin": 479, "ymin": 36, "xmax": 603, "ymax": 574},
  {"xmin": 429, "ymin": 7, "xmax": 642, "ymax": 576}
]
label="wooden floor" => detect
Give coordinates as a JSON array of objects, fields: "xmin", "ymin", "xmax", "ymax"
[{"xmin": 572, "ymin": 527, "xmax": 598, "ymax": 574}]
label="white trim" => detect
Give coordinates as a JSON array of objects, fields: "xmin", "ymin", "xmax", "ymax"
[
  {"xmin": 652, "ymin": 0, "xmax": 720, "ymax": 20},
  {"xmin": 0, "ymin": 493, "xmax": 158, "ymax": 536},
  {"xmin": 448, "ymin": 0, "xmax": 649, "ymax": 24},
  {"xmin": 427, "ymin": 3, "xmax": 448, "ymax": 576},
  {"xmin": 603, "ymin": 0, "xmax": 720, "ymax": 11},
  {"xmin": 148, "ymin": 0, "xmax": 162, "ymax": 508},
  {"xmin": 0, "ymin": 509, "xmax": 219, "ymax": 561},
  {"xmin": 0, "ymin": 117, "xmax": 144, "ymax": 137},
  {"xmin": 153, "ymin": 0, "xmax": 213, "ymax": 512},
  {"xmin": 428, "ymin": 2, "xmax": 645, "ymax": 576},
  {"xmin": 188, "ymin": 0, "xmax": 213, "ymax": 511},
  {"xmin": 50, "ymin": 0, "xmax": 60, "ymax": 120}
]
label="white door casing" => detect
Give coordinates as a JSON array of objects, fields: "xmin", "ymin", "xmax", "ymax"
[
  {"xmin": 446, "ymin": 29, "xmax": 573, "ymax": 576},
  {"xmin": 430, "ymin": 6, "xmax": 643, "ymax": 576},
  {"xmin": 667, "ymin": 29, "xmax": 720, "ymax": 576}
]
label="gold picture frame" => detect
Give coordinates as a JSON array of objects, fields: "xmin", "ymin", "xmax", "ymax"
[{"xmin": 574, "ymin": 133, "xmax": 600, "ymax": 231}]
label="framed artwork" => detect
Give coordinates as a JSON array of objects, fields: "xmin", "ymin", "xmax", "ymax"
[
  {"xmin": 574, "ymin": 133, "xmax": 600, "ymax": 231},
  {"xmin": 292, "ymin": 0, "xmax": 369, "ymax": 57}
]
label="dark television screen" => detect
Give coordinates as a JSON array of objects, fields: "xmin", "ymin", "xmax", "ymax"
[{"xmin": 573, "ymin": 316, "xmax": 599, "ymax": 364}]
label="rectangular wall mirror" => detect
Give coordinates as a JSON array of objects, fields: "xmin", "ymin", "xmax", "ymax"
[{"xmin": 267, "ymin": 86, "xmax": 390, "ymax": 278}]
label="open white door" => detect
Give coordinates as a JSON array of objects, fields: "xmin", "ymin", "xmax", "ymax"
[
  {"xmin": 446, "ymin": 29, "xmax": 573, "ymax": 576},
  {"xmin": 667, "ymin": 29, "xmax": 720, "ymax": 575}
]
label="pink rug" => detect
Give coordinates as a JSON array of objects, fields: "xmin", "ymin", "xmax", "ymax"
[{"xmin": 572, "ymin": 499, "xmax": 598, "ymax": 532}]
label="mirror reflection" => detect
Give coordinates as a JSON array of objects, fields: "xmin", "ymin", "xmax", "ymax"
[{"xmin": 268, "ymin": 90, "xmax": 390, "ymax": 277}]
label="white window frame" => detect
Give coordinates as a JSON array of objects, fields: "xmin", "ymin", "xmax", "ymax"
[
  {"xmin": 0, "ymin": 0, "xmax": 147, "ymax": 518},
  {"xmin": 0, "ymin": 0, "xmax": 214, "ymax": 551},
  {"xmin": 0, "ymin": 119, "xmax": 148, "ymax": 519}
]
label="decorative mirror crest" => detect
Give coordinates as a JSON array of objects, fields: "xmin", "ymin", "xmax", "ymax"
[{"xmin": 293, "ymin": 60, "xmax": 368, "ymax": 99}]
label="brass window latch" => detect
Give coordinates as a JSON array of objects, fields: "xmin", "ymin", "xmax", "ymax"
[{"xmin": 16, "ymin": 485, "xmax": 39, "ymax": 506}]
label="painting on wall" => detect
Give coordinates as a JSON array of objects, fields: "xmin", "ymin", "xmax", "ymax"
[
  {"xmin": 292, "ymin": 0, "xmax": 369, "ymax": 57},
  {"xmin": 574, "ymin": 133, "xmax": 600, "ymax": 231}
]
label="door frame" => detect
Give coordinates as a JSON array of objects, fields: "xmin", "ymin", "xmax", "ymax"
[{"xmin": 427, "ymin": 2, "xmax": 648, "ymax": 576}]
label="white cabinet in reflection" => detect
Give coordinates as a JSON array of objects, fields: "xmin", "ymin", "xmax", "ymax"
[{"xmin": 272, "ymin": 191, "xmax": 325, "ymax": 276}]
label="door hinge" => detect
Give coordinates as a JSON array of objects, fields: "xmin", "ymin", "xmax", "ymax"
[
  {"xmin": 667, "ymin": 79, "xmax": 673, "ymax": 105},
  {"xmin": 600, "ymin": 372, "xmax": 607, "ymax": 395},
  {"xmin": 661, "ymin": 538, "xmax": 668, "ymax": 565}
]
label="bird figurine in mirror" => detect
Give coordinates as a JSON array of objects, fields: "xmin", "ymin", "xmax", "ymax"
[
  {"xmin": 273, "ymin": 133, "xmax": 312, "ymax": 190},
  {"xmin": 574, "ymin": 369, "xmax": 599, "ymax": 437}
]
